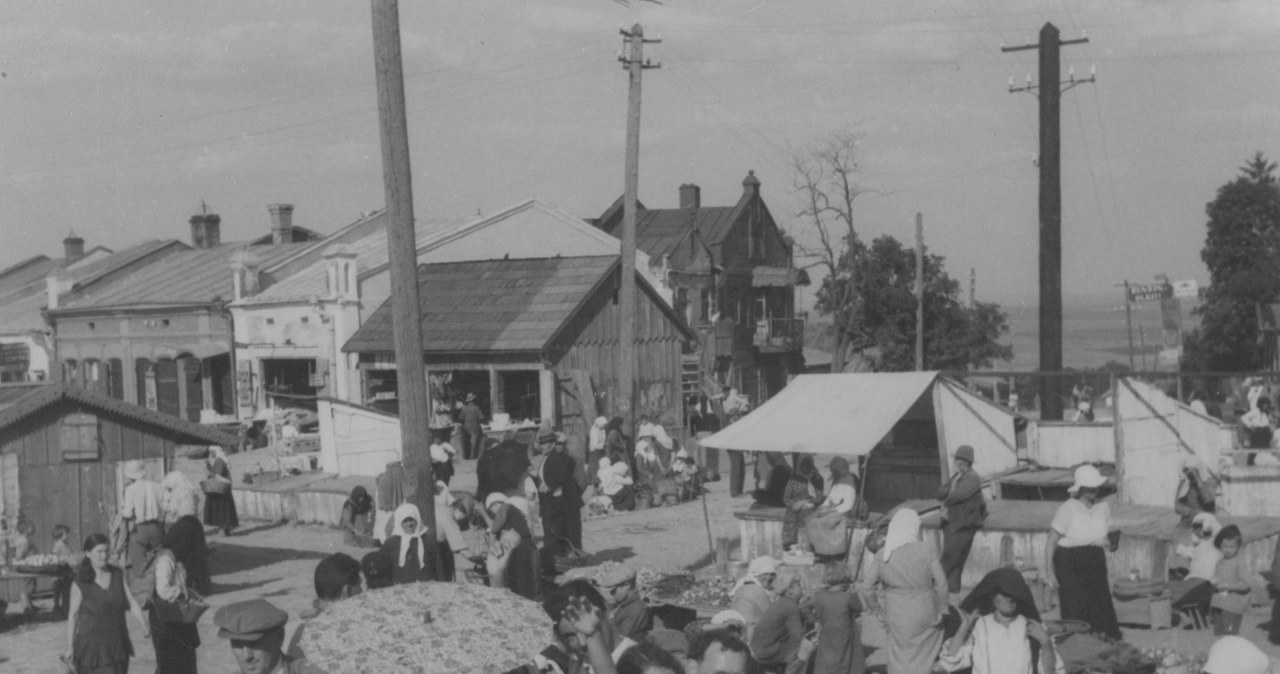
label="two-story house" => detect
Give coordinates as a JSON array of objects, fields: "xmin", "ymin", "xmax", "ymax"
[{"xmin": 593, "ymin": 171, "xmax": 807, "ymax": 407}]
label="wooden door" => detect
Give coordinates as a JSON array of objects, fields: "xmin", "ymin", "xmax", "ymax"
[
  {"xmin": 155, "ymin": 360, "xmax": 180, "ymax": 417},
  {"xmin": 182, "ymin": 358, "xmax": 203, "ymax": 422}
]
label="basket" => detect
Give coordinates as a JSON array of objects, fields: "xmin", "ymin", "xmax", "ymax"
[
  {"xmin": 200, "ymin": 476, "xmax": 232, "ymax": 495},
  {"xmin": 546, "ymin": 538, "xmax": 591, "ymax": 574}
]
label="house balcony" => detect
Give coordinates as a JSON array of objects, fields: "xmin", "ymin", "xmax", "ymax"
[{"xmin": 752, "ymin": 317, "xmax": 804, "ymax": 353}]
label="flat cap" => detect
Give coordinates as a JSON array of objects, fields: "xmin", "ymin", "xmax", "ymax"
[
  {"xmin": 214, "ymin": 599, "xmax": 288, "ymax": 641},
  {"xmin": 600, "ymin": 563, "xmax": 637, "ymax": 587}
]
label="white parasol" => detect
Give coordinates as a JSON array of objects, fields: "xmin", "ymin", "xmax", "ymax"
[{"xmin": 298, "ymin": 581, "xmax": 552, "ymax": 674}]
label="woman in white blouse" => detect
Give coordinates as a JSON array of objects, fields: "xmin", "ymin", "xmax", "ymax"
[
  {"xmin": 822, "ymin": 457, "xmax": 858, "ymax": 515},
  {"xmin": 1045, "ymin": 465, "xmax": 1122, "ymax": 640}
]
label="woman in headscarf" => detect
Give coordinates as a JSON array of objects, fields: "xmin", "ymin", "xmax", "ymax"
[
  {"xmin": 161, "ymin": 471, "xmax": 199, "ymax": 524},
  {"xmin": 202, "ymin": 446, "xmax": 238, "ymax": 537},
  {"xmin": 863, "ymin": 508, "xmax": 948, "ymax": 674},
  {"xmin": 378, "ymin": 503, "xmax": 438, "ymax": 585},
  {"xmin": 598, "ymin": 454, "xmax": 636, "ymax": 512},
  {"xmin": 782, "ymin": 457, "xmax": 820, "ymax": 550},
  {"xmin": 939, "ymin": 568, "xmax": 1057, "ymax": 674},
  {"xmin": 163, "ymin": 515, "xmax": 211, "ymax": 596},
  {"xmin": 339, "ymin": 485, "xmax": 376, "ymax": 548},
  {"xmin": 729, "ymin": 555, "xmax": 780, "ymax": 639},
  {"xmin": 484, "ymin": 492, "xmax": 539, "ymax": 599},
  {"xmin": 1045, "ymin": 465, "xmax": 1122, "ymax": 640},
  {"xmin": 822, "ymin": 457, "xmax": 858, "ymax": 515}
]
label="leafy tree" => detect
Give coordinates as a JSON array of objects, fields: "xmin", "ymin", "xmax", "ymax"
[{"xmin": 1189, "ymin": 152, "xmax": 1280, "ymax": 371}]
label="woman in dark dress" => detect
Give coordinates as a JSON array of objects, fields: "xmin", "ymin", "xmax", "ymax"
[
  {"xmin": 165, "ymin": 515, "xmax": 211, "ymax": 596},
  {"xmin": 149, "ymin": 523, "xmax": 202, "ymax": 673},
  {"xmin": 203, "ymin": 446, "xmax": 239, "ymax": 536},
  {"xmin": 379, "ymin": 503, "xmax": 438, "ymax": 585},
  {"xmin": 485, "ymin": 493, "xmax": 539, "ymax": 600},
  {"xmin": 805, "ymin": 565, "xmax": 866, "ymax": 674},
  {"xmin": 339, "ymin": 485, "xmax": 376, "ymax": 548},
  {"xmin": 65, "ymin": 533, "xmax": 149, "ymax": 674}
]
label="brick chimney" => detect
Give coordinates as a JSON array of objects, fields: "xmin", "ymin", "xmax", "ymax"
[
  {"xmin": 269, "ymin": 204, "xmax": 295, "ymax": 244},
  {"xmin": 63, "ymin": 230, "xmax": 85, "ymax": 263},
  {"xmin": 679, "ymin": 183, "xmax": 701, "ymax": 210},
  {"xmin": 189, "ymin": 212, "xmax": 222, "ymax": 249},
  {"xmin": 742, "ymin": 170, "xmax": 760, "ymax": 198}
]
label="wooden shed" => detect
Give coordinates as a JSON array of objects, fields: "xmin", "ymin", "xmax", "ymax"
[
  {"xmin": 0, "ymin": 383, "xmax": 238, "ymax": 555},
  {"xmin": 343, "ymin": 256, "xmax": 695, "ymax": 445}
]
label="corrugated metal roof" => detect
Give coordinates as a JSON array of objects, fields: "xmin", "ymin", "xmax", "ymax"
[
  {"xmin": 0, "ymin": 383, "xmax": 240, "ymax": 446},
  {"xmin": 58, "ymin": 243, "xmax": 312, "ymax": 310},
  {"xmin": 344, "ymin": 256, "xmax": 619, "ymax": 354}
]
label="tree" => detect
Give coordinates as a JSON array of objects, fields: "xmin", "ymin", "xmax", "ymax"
[
  {"xmin": 1188, "ymin": 152, "xmax": 1280, "ymax": 371},
  {"xmin": 793, "ymin": 133, "xmax": 1012, "ymax": 372},
  {"xmin": 791, "ymin": 133, "xmax": 869, "ymax": 373}
]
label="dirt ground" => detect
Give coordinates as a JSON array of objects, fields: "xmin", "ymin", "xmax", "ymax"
[{"xmin": 0, "ymin": 456, "xmax": 1276, "ymax": 672}]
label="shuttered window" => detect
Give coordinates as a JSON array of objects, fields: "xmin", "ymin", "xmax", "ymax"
[{"xmin": 60, "ymin": 413, "xmax": 100, "ymax": 461}]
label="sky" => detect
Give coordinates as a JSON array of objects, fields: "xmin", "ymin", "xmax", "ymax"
[{"xmin": 1, "ymin": 0, "xmax": 1278, "ymax": 308}]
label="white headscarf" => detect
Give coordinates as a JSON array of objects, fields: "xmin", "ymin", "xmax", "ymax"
[
  {"xmin": 589, "ymin": 417, "xmax": 609, "ymax": 451},
  {"xmin": 1203, "ymin": 635, "xmax": 1271, "ymax": 674},
  {"xmin": 162, "ymin": 470, "xmax": 198, "ymax": 519},
  {"xmin": 882, "ymin": 508, "xmax": 921, "ymax": 563},
  {"xmin": 391, "ymin": 503, "xmax": 428, "ymax": 568},
  {"xmin": 651, "ymin": 424, "xmax": 673, "ymax": 450},
  {"xmin": 732, "ymin": 555, "xmax": 780, "ymax": 594}
]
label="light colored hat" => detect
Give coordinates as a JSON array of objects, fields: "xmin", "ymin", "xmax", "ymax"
[
  {"xmin": 600, "ymin": 564, "xmax": 637, "ymax": 587},
  {"xmin": 122, "ymin": 460, "xmax": 147, "ymax": 481},
  {"xmin": 485, "ymin": 492, "xmax": 508, "ymax": 511},
  {"xmin": 954, "ymin": 445, "xmax": 975, "ymax": 464},
  {"xmin": 1203, "ymin": 635, "xmax": 1270, "ymax": 674},
  {"xmin": 747, "ymin": 555, "xmax": 780, "ymax": 577},
  {"xmin": 1068, "ymin": 464, "xmax": 1107, "ymax": 494},
  {"xmin": 709, "ymin": 609, "xmax": 747, "ymax": 629}
]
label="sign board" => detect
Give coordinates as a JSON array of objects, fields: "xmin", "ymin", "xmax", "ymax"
[
  {"xmin": 1172, "ymin": 280, "xmax": 1199, "ymax": 299},
  {"xmin": 0, "ymin": 343, "xmax": 29, "ymax": 369},
  {"xmin": 1128, "ymin": 283, "xmax": 1171, "ymax": 303}
]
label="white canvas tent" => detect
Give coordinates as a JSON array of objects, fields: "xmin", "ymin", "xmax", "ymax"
[{"xmin": 701, "ymin": 372, "xmax": 1019, "ymax": 476}]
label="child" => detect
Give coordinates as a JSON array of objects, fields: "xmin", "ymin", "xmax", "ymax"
[
  {"xmin": 10, "ymin": 519, "xmax": 38, "ymax": 616},
  {"xmin": 51, "ymin": 524, "xmax": 73, "ymax": 616},
  {"xmin": 1209, "ymin": 524, "xmax": 1252, "ymax": 635},
  {"xmin": 940, "ymin": 567, "xmax": 1060, "ymax": 674},
  {"xmin": 429, "ymin": 428, "xmax": 458, "ymax": 486},
  {"xmin": 803, "ymin": 565, "xmax": 865, "ymax": 674}
]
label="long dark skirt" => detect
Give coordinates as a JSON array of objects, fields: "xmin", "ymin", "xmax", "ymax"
[
  {"xmin": 149, "ymin": 607, "xmax": 199, "ymax": 674},
  {"xmin": 1055, "ymin": 545, "xmax": 1122, "ymax": 640},
  {"xmin": 506, "ymin": 540, "xmax": 539, "ymax": 600},
  {"xmin": 203, "ymin": 491, "xmax": 239, "ymax": 533},
  {"xmin": 438, "ymin": 540, "xmax": 455, "ymax": 583}
]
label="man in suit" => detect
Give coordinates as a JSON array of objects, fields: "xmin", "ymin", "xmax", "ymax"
[
  {"xmin": 539, "ymin": 431, "xmax": 584, "ymax": 551},
  {"xmin": 937, "ymin": 445, "xmax": 985, "ymax": 593},
  {"xmin": 459, "ymin": 393, "xmax": 485, "ymax": 460}
]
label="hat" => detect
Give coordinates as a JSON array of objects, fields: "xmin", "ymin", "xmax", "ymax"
[
  {"xmin": 709, "ymin": 609, "xmax": 747, "ymax": 629},
  {"xmin": 600, "ymin": 564, "xmax": 637, "ymax": 587},
  {"xmin": 1067, "ymin": 464, "xmax": 1107, "ymax": 494},
  {"xmin": 537, "ymin": 428, "xmax": 557, "ymax": 443},
  {"xmin": 214, "ymin": 599, "xmax": 288, "ymax": 641},
  {"xmin": 122, "ymin": 460, "xmax": 147, "ymax": 481},
  {"xmin": 746, "ymin": 556, "xmax": 780, "ymax": 577},
  {"xmin": 1203, "ymin": 635, "xmax": 1270, "ymax": 674},
  {"xmin": 465, "ymin": 393, "xmax": 477, "ymax": 403},
  {"xmin": 485, "ymin": 492, "xmax": 508, "ymax": 511},
  {"xmin": 954, "ymin": 445, "xmax": 975, "ymax": 465}
]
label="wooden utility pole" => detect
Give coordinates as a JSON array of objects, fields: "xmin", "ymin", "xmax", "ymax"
[
  {"xmin": 1004, "ymin": 22, "xmax": 1093, "ymax": 421},
  {"xmin": 617, "ymin": 25, "xmax": 659, "ymax": 433},
  {"xmin": 915, "ymin": 212, "xmax": 925, "ymax": 371},
  {"xmin": 371, "ymin": 0, "xmax": 435, "ymax": 543},
  {"xmin": 1121, "ymin": 281, "xmax": 1136, "ymax": 369}
]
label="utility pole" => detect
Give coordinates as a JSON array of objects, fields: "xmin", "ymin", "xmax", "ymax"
[
  {"xmin": 371, "ymin": 0, "xmax": 435, "ymax": 547},
  {"xmin": 915, "ymin": 213, "xmax": 925, "ymax": 371},
  {"xmin": 1119, "ymin": 281, "xmax": 1136, "ymax": 369},
  {"xmin": 1004, "ymin": 22, "xmax": 1093, "ymax": 421},
  {"xmin": 617, "ymin": 25, "xmax": 659, "ymax": 436}
]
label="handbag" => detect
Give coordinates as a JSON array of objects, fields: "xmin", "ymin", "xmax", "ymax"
[{"xmin": 152, "ymin": 585, "xmax": 209, "ymax": 624}]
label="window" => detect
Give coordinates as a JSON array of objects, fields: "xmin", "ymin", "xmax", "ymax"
[
  {"xmin": 699, "ymin": 288, "xmax": 712, "ymax": 322},
  {"xmin": 161, "ymin": 319, "xmax": 170, "ymax": 327},
  {"xmin": 87, "ymin": 322, "xmax": 95, "ymax": 330},
  {"xmin": 266, "ymin": 318, "xmax": 275, "ymax": 325},
  {"xmin": 301, "ymin": 316, "xmax": 309, "ymax": 324},
  {"xmin": 61, "ymin": 413, "xmax": 100, "ymax": 461},
  {"xmin": 749, "ymin": 210, "xmax": 765, "ymax": 260}
]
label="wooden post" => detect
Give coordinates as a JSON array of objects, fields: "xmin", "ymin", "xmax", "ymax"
[
  {"xmin": 370, "ymin": 0, "xmax": 435, "ymax": 545},
  {"xmin": 915, "ymin": 212, "xmax": 925, "ymax": 371}
]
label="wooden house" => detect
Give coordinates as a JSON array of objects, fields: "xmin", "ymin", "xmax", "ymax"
[
  {"xmin": 342, "ymin": 255, "xmax": 695, "ymax": 443},
  {"xmin": 0, "ymin": 383, "xmax": 238, "ymax": 556}
]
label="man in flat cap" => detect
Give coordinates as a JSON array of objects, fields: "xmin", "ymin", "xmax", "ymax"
[
  {"xmin": 937, "ymin": 444, "xmax": 986, "ymax": 593},
  {"xmin": 601, "ymin": 563, "xmax": 652, "ymax": 640},
  {"xmin": 538, "ymin": 430, "xmax": 584, "ymax": 552},
  {"xmin": 216, "ymin": 598, "xmax": 297, "ymax": 674}
]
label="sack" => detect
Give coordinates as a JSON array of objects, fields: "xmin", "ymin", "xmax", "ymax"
[
  {"xmin": 152, "ymin": 586, "xmax": 209, "ymax": 624},
  {"xmin": 805, "ymin": 509, "xmax": 851, "ymax": 556},
  {"xmin": 201, "ymin": 475, "xmax": 232, "ymax": 495}
]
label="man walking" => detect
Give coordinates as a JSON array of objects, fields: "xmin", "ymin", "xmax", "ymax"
[
  {"xmin": 937, "ymin": 445, "xmax": 985, "ymax": 593},
  {"xmin": 120, "ymin": 460, "xmax": 165, "ymax": 588},
  {"xmin": 459, "ymin": 393, "xmax": 484, "ymax": 460},
  {"xmin": 538, "ymin": 431, "xmax": 584, "ymax": 551}
]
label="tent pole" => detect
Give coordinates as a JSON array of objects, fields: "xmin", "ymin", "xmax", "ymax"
[
  {"xmin": 701, "ymin": 483, "xmax": 716, "ymax": 562},
  {"xmin": 850, "ymin": 455, "xmax": 872, "ymax": 581}
]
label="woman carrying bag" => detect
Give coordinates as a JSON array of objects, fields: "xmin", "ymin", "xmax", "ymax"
[{"xmin": 148, "ymin": 525, "xmax": 205, "ymax": 673}]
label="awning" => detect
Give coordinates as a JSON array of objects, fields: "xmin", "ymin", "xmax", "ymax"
[
  {"xmin": 701, "ymin": 371, "xmax": 940, "ymax": 456},
  {"xmin": 751, "ymin": 266, "xmax": 807, "ymax": 287}
]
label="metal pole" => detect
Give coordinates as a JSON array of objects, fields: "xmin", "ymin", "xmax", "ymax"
[{"xmin": 371, "ymin": 0, "xmax": 435, "ymax": 549}]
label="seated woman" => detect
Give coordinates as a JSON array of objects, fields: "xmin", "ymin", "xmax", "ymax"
[
  {"xmin": 598, "ymin": 454, "xmax": 636, "ymax": 512},
  {"xmin": 1209, "ymin": 524, "xmax": 1254, "ymax": 635},
  {"xmin": 940, "ymin": 568, "xmax": 1060, "ymax": 674},
  {"xmin": 1169, "ymin": 512, "xmax": 1222, "ymax": 614},
  {"xmin": 729, "ymin": 555, "xmax": 779, "ymax": 640},
  {"xmin": 378, "ymin": 503, "xmax": 438, "ymax": 585},
  {"xmin": 339, "ymin": 485, "xmax": 376, "ymax": 548},
  {"xmin": 485, "ymin": 493, "xmax": 539, "ymax": 600},
  {"xmin": 752, "ymin": 453, "xmax": 790, "ymax": 509}
]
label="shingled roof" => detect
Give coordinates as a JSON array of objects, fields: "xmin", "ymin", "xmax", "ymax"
[
  {"xmin": 343, "ymin": 255, "xmax": 690, "ymax": 355},
  {"xmin": 0, "ymin": 383, "xmax": 239, "ymax": 446}
]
